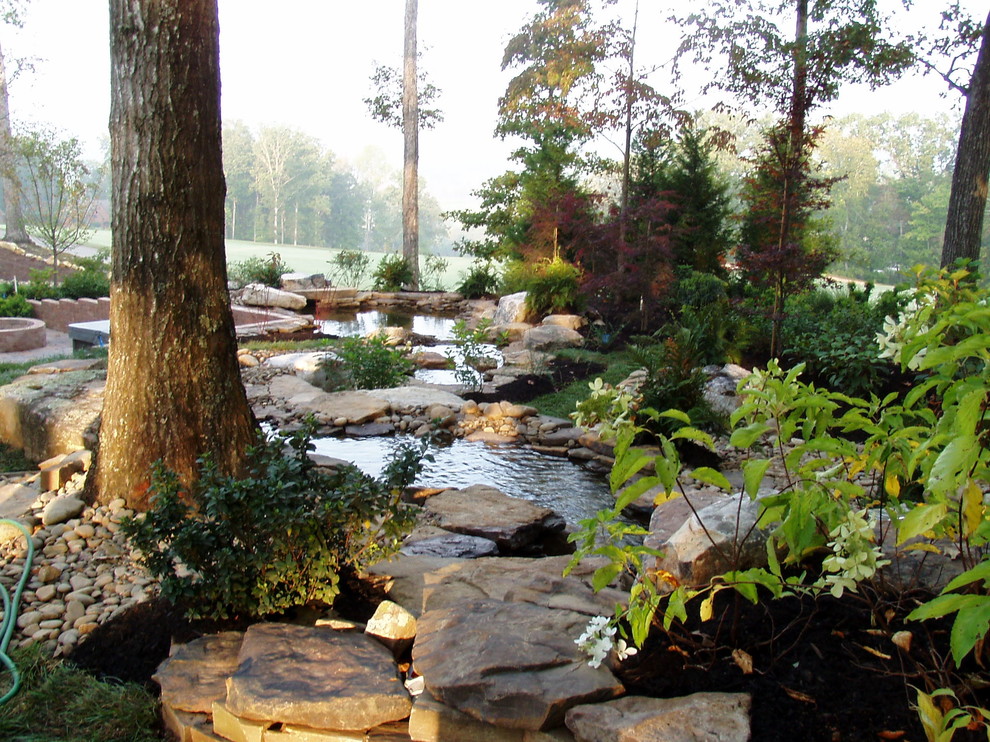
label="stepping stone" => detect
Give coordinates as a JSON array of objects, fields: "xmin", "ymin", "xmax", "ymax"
[
  {"xmin": 565, "ymin": 693, "xmax": 752, "ymax": 742},
  {"xmin": 225, "ymin": 623, "xmax": 412, "ymax": 732},
  {"xmin": 154, "ymin": 632, "xmax": 245, "ymax": 714},
  {"xmin": 413, "ymin": 599, "xmax": 624, "ymax": 731}
]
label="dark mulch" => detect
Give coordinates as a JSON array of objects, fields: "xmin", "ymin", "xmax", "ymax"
[
  {"xmin": 66, "ymin": 571, "xmax": 389, "ymax": 690},
  {"xmin": 616, "ymin": 587, "xmax": 988, "ymax": 742},
  {"xmin": 464, "ymin": 356, "xmax": 605, "ymax": 405}
]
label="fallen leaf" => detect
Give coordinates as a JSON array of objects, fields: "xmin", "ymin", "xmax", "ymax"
[
  {"xmin": 783, "ymin": 687, "xmax": 816, "ymax": 704},
  {"xmin": 891, "ymin": 631, "xmax": 912, "ymax": 652},
  {"xmin": 877, "ymin": 730, "xmax": 906, "ymax": 739},
  {"xmin": 732, "ymin": 648, "xmax": 754, "ymax": 675}
]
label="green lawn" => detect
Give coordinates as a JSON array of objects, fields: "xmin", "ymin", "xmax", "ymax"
[{"xmin": 83, "ymin": 230, "xmax": 475, "ymax": 291}]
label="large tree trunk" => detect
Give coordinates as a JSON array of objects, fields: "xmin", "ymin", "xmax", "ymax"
[
  {"xmin": 0, "ymin": 39, "xmax": 29, "ymax": 245},
  {"xmin": 89, "ymin": 0, "xmax": 257, "ymax": 509},
  {"xmin": 402, "ymin": 0, "xmax": 419, "ymax": 290},
  {"xmin": 941, "ymin": 11, "xmax": 990, "ymax": 268}
]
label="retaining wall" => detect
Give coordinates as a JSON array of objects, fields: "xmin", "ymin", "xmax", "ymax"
[{"xmin": 28, "ymin": 297, "xmax": 111, "ymax": 333}]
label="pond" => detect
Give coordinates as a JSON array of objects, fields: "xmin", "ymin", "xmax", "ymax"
[
  {"xmin": 310, "ymin": 435, "xmax": 613, "ymax": 526},
  {"xmin": 316, "ymin": 309, "xmax": 457, "ymax": 341}
]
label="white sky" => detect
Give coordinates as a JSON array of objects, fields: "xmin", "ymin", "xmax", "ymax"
[{"xmin": 4, "ymin": 0, "xmax": 980, "ymax": 212}]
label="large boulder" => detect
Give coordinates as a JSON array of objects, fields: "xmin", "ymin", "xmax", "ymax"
[
  {"xmin": 645, "ymin": 492, "xmax": 769, "ymax": 586},
  {"xmin": 0, "ymin": 370, "xmax": 104, "ymax": 461},
  {"xmin": 542, "ymin": 315, "xmax": 587, "ymax": 331},
  {"xmin": 264, "ymin": 351, "xmax": 337, "ymax": 387},
  {"xmin": 413, "ymin": 599, "xmax": 624, "ymax": 731},
  {"xmin": 225, "ymin": 623, "xmax": 412, "ymax": 731},
  {"xmin": 240, "ymin": 283, "xmax": 308, "ymax": 311},
  {"xmin": 494, "ymin": 292, "xmax": 531, "ymax": 326},
  {"xmin": 523, "ymin": 325, "xmax": 584, "ymax": 352},
  {"xmin": 565, "ymin": 693, "xmax": 752, "ymax": 742},
  {"xmin": 421, "ymin": 485, "xmax": 565, "ymax": 554},
  {"xmin": 280, "ymin": 272, "xmax": 327, "ymax": 292}
]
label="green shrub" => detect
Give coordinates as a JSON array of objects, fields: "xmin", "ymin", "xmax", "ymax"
[
  {"xmin": 328, "ymin": 249, "xmax": 371, "ymax": 288},
  {"xmin": 420, "ymin": 254, "xmax": 449, "ymax": 291},
  {"xmin": 372, "ymin": 254, "xmax": 413, "ymax": 291},
  {"xmin": 327, "ymin": 336, "xmax": 413, "ymax": 390},
  {"xmin": 17, "ymin": 269, "xmax": 59, "ymax": 300},
  {"xmin": 59, "ymin": 269, "xmax": 110, "ymax": 299},
  {"xmin": 502, "ymin": 259, "xmax": 583, "ymax": 317},
  {"xmin": 0, "ymin": 294, "xmax": 34, "ymax": 317},
  {"xmin": 457, "ymin": 261, "xmax": 500, "ymax": 298},
  {"xmin": 672, "ymin": 270, "xmax": 729, "ymax": 310},
  {"xmin": 122, "ymin": 424, "xmax": 421, "ymax": 619},
  {"xmin": 630, "ymin": 328, "xmax": 722, "ymax": 435},
  {"xmin": 227, "ymin": 252, "xmax": 289, "ymax": 288}
]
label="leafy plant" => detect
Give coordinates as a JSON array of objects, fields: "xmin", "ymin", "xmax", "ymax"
[
  {"xmin": 372, "ymin": 254, "xmax": 413, "ymax": 292},
  {"xmin": 328, "ymin": 335, "xmax": 413, "ymax": 390},
  {"xmin": 328, "ymin": 249, "xmax": 371, "ymax": 288},
  {"xmin": 447, "ymin": 318, "xmax": 501, "ymax": 391},
  {"xmin": 0, "ymin": 294, "xmax": 33, "ymax": 318},
  {"xmin": 419, "ymin": 254, "xmax": 449, "ymax": 292},
  {"xmin": 456, "ymin": 261, "xmax": 500, "ymax": 298},
  {"xmin": 58, "ymin": 267, "xmax": 109, "ymax": 299},
  {"xmin": 123, "ymin": 423, "xmax": 421, "ymax": 619},
  {"xmin": 502, "ymin": 258, "xmax": 583, "ymax": 317},
  {"xmin": 227, "ymin": 252, "xmax": 289, "ymax": 288},
  {"xmin": 16, "ymin": 269, "xmax": 59, "ymax": 300}
]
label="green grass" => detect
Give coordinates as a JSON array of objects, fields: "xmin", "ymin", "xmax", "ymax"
[
  {"xmin": 83, "ymin": 230, "xmax": 481, "ymax": 291},
  {"xmin": 0, "ymin": 442, "xmax": 34, "ymax": 472},
  {"xmin": 529, "ymin": 348, "xmax": 639, "ymax": 420},
  {"xmin": 0, "ymin": 645, "xmax": 161, "ymax": 742},
  {"xmin": 240, "ymin": 338, "xmax": 338, "ymax": 352}
]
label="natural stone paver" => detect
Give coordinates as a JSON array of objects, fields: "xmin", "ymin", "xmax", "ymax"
[
  {"xmin": 418, "ymin": 556, "xmax": 626, "ymax": 617},
  {"xmin": 154, "ymin": 632, "xmax": 245, "ymax": 714},
  {"xmin": 367, "ymin": 386, "xmax": 466, "ymax": 412},
  {"xmin": 225, "ymin": 623, "xmax": 412, "ymax": 732},
  {"xmin": 413, "ymin": 598, "xmax": 624, "ymax": 731},
  {"xmin": 564, "ymin": 693, "xmax": 752, "ymax": 742},
  {"xmin": 420, "ymin": 485, "xmax": 565, "ymax": 553},
  {"xmin": 401, "ymin": 531, "xmax": 499, "ymax": 559},
  {"xmin": 409, "ymin": 690, "xmax": 576, "ymax": 741}
]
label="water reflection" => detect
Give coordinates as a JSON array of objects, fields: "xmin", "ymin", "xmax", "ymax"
[
  {"xmin": 310, "ymin": 435, "xmax": 613, "ymax": 526},
  {"xmin": 315, "ymin": 310, "xmax": 457, "ymax": 341}
]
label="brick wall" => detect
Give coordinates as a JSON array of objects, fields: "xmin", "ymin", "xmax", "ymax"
[{"xmin": 28, "ymin": 297, "xmax": 110, "ymax": 333}]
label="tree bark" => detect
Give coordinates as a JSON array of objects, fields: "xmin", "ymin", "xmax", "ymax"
[
  {"xmin": 89, "ymin": 0, "xmax": 257, "ymax": 509},
  {"xmin": 0, "ymin": 38, "xmax": 29, "ymax": 244},
  {"xmin": 402, "ymin": 0, "xmax": 420, "ymax": 290},
  {"xmin": 941, "ymin": 11, "xmax": 990, "ymax": 268}
]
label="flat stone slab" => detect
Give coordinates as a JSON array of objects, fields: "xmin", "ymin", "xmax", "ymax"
[
  {"xmin": 225, "ymin": 623, "xmax": 412, "ymax": 731},
  {"xmin": 153, "ymin": 632, "xmax": 245, "ymax": 714},
  {"xmin": 421, "ymin": 485, "xmax": 564, "ymax": 553},
  {"xmin": 368, "ymin": 386, "xmax": 466, "ymax": 412},
  {"xmin": 565, "ymin": 693, "xmax": 752, "ymax": 742},
  {"xmin": 0, "ymin": 482, "xmax": 38, "ymax": 522},
  {"xmin": 401, "ymin": 531, "xmax": 499, "ymax": 559},
  {"xmin": 413, "ymin": 599, "xmax": 624, "ymax": 731},
  {"xmin": 420, "ymin": 555, "xmax": 627, "ymax": 617},
  {"xmin": 410, "ymin": 690, "xmax": 576, "ymax": 741}
]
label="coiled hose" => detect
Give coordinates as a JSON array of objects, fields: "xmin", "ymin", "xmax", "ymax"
[{"xmin": 0, "ymin": 519, "xmax": 34, "ymax": 705}]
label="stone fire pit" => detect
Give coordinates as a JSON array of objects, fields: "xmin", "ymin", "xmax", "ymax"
[{"xmin": 0, "ymin": 317, "xmax": 46, "ymax": 352}]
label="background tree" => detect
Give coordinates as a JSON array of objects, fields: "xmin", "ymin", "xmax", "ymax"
[
  {"xmin": 89, "ymin": 0, "xmax": 257, "ymax": 509},
  {"xmin": 13, "ymin": 123, "xmax": 99, "ymax": 284},
  {"xmin": 252, "ymin": 125, "xmax": 319, "ymax": 245},
  {"xmin": 931, "ymin": 9, "xmax": 990, "ymax": 267},
  {"xmin": 364, "ymin": 0, "xmax": 443, "ymax": 289},
  {"xmin": 222, "ymin": 120, "xmax": 255, "ymax": 241},
  {"xmin": 0, "ymin": 0, "xmax": 30, "ymax": 244}
]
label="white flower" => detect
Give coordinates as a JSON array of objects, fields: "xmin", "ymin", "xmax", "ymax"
[{"xmin": 614, "ymin": 639, "xmax": 638, "ymax": 662}]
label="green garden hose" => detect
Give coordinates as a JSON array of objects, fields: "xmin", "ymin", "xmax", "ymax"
[{"xmin": 0, "ymin": 519, "xmax": 34, "ymax": 705}]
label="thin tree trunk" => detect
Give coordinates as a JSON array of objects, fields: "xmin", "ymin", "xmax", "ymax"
[
  {"xmin": 231, "ymin": 198, "xmax": 237, "ymax": 240},
  {"xmin": 90, "ymin": 0, "xmax": 257, "ymax": 509},
  {"xmin": 941, "ymin": 11, "xmax": 990, "ymax": 268},
  {"xmin": 619, "ymin": 0, "xmax": 639, "ymax": 241},
  {"xmin": 402, "ymin": 0, "xmax": 420, "ymax": 290},
  {"xmin": 0, "ymin": 39, "xmax": 29, "ymax": 245}
]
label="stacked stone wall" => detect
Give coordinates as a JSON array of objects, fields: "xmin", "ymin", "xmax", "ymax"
[{"xmin": 28, "ymin": 298, "xmax": 110, "ymax": 333}]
